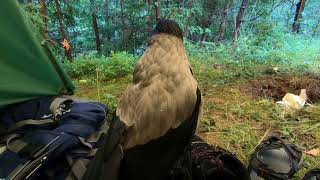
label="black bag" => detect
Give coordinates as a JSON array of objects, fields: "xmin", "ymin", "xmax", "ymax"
[
  {"xmin": 168, "ymin": 135, "xmax": 250, "ymax": 180},
  {"xmin": 248, "ymin": 136, "xmax": 303, "ymax": 180}
]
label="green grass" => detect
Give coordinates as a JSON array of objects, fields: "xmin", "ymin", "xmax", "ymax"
[
  {"xmin": 74, "ymin": 75, "xmax": 131, "ymax": 111},
  {"xmin": 64, "ymin": 51, "xmax": 138, "ymax": 81},
  {"xmin": 72, "ymin": 51, "xmax": 320, "ymax": 179},
  {"xmin": 196, "ymin": 83, "xmax": 320, "ymax": 179}
]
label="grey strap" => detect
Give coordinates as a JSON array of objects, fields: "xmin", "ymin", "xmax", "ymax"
[
  {"xmin": 49, "ymin": 96, "xmax": 94, "ymax": 120},
  {"xmin": 7, "ymin": 163, "xmax": 29, "ymax": 180},
  {"xmin": 66, "ymin": 155, "xmax": 90, "ymax": 180},
  {"xmin": 69, "ymin": 148, "xmax": 97, "ymax": 158},
  {"xmin": 1, "ymin": 133, "xmax": 20, "ymax": 144},
  {"xmin": 8, "ymin": 119, "xmax": 55, "ymax": 133},
  {"xmin": 0, "ymin": 146, "xmax": 6, "ymax": 154},
  {"xmin": 4, "ymin": 133, "xmax": 23, "ymax": 153},
  {"xmin": 66, "ymin": 154, "xmax": 74, "ymax": 166},
  {"xmin": 7, "ymin": 139, "xmax": 28, "ymax": 153},
  {"xmin": 86, "ymin": 131, "xmax": 105, "ymax": 143},
  {"xmin": 78, "ymin": 137, "xmax": 93, "ymax": 149},
  {"xmin": 71, "ymin": 159, "xmax": 90, "ymax": 179},
  {"xmin": 9, "ymin": 136, "xmax": 62, "ymax": 180},
  {"xmin": 65, "ymin": 172, "xmax": 75, "ymax": 180},
  {"xmin": 86, "ymin": 149, "xmax": 98, "ymax": 157},
  {"xmin": 49, "ymin": 97, "xmax": 71, "ymax": 119},
  {"xmin": 69, "ymin": 148, "xmax": 89, "ymax": 155}
]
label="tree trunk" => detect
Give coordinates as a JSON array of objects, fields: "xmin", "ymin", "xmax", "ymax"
[
  {"xmin": 103, "ymin": 0, "xmax": 110, "ymax": 53},
  {"xmin": 54, "ymin": 0, "xmax": 72, "ymax": 62},
  {"xmin": 120, "ymin": 0, "xmax": 127, "ymax": 49},
  {"xmin": 200, "ymin": 33, "xmax": 207, "ymax": 48},
  {"xmin": 234, "ymin": 0, "xmax": 248, "ymax": 41},
  {"xmin": 91, "ymin": 13, "xmax": 101, "ymax": 54},
  {"xmin": 27, "ymin": 0, "xmax": 33, "ymax": 13},
  {"xmin": 40, "ymin": 0, "xmax": 49, "ymax": 38},
  {"xmin": 217, "ymin": 0, "xmax": 231, "ymax": 41},
  {"xmin": 90, "ymin": 0, "xmax": 101, "ymax": 54},
  {"xmin": 292, "ymin": 0, "xmax": 306, "ymax": 33},
  {"xmin": 155, "ymin": 0, "xmax": 161, "ymax": 21}
]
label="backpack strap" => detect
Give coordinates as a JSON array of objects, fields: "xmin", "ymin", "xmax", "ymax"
[
  {"xmin": 49, "ymin": 97, "xmax": 73, "ymax": 120},
  {"xmin": 1, "ymin": 133, "xmax": 63, "ymax": 180},
  {"xmin": 82, "ymin": 114, "xmax": 125, "ymax": 180},
  {"xmin": 7, "ymin": 119, "xmax": 56, "ymax": 133},
  {"xmin": 65, "ymin": 155, "xmax": 90, "ymax": 180},
  {"xmin": 63, "ymin": 132, "xmax": 107, "ymax": 180},
  {"xmin": 49, "ymin": 96, "xmax": 99, "ymax": 120}
]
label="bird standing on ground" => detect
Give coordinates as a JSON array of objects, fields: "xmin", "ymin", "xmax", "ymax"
[
  {"xmin": 83, "ymin": 19, "xmax": 202, "ymax": 180},
  {"xmin": 117, "ymin": 19, "xmax": 202, "ymax": 180}
]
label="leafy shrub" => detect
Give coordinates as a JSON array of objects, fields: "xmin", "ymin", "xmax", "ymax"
[
  {"xmin": 185, "ymin": 24, "xmax": 320, "ymax": 75},
  {"xmin": 64, "ymin": 51, "xmax": 138, "ymax": 81},
  {"xmin": 64, "ymin": 26, "xmax": 320, "ymax": 83}
]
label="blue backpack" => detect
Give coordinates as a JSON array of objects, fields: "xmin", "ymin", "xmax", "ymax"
[{"xmin": 0, "ymin": 96, "xmax": 109, "ymax": 180}]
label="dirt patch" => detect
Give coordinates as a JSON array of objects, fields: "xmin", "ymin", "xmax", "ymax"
[{"xmin": 240, "ymin": 75, "xmax": 320, "ymax": 103}]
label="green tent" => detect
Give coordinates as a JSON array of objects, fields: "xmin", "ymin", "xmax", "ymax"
[{"xmin": 0, "ymin": 0, "xmax": 75, "ymax": 107}]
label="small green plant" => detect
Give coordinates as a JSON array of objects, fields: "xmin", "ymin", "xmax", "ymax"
[{"xmin": 64, "ymin": 51, "xmax": 138, "ymax": 81}]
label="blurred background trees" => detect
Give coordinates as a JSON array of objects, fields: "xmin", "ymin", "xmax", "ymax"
[{"xmin": 19, "ymin": 0, "xmax": 320, "ymax": 62}]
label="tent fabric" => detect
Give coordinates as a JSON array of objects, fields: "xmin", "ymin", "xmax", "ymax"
[{"xmin": 0, "ymin": 0, "xmax": 75, "ymax": 107}]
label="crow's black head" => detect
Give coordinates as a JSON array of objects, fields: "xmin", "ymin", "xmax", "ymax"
[{"xmin": 152, "ymin": 19, "xmax": 183, "ymax": 40}]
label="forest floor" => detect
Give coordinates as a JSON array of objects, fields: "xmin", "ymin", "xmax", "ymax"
[{"xmin": 74, "ymin": 62, "xmax": 320, "ymax": 179}]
